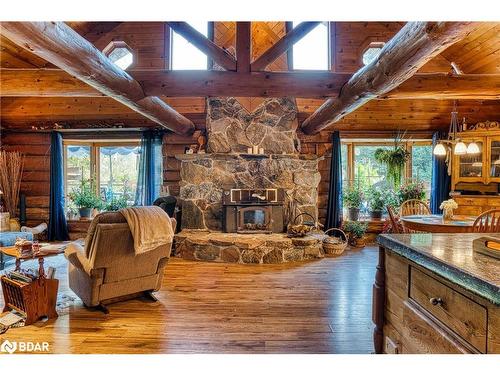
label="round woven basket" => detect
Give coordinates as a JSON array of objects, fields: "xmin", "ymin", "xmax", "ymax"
[{"xmin": 323, "ymin": 228, "xmax": 348, "ymax": 255}]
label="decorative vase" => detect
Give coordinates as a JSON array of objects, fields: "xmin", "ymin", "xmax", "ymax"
[
  {"xmin": 348, "ymin": 208, "xmax": 360, "ymax": 221},
  {"xmin": 79, "ymin": 207, "xmax": 92, "ymax": 220},
  {"xmin": 9, "ymin": 217, "xmax": 21, "ymax": 231},
  {"xmin": 443, "ymin": 208, "xmax": 454, "ymax": 222}
]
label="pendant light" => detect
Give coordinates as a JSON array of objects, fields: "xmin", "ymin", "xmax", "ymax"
[
  {"xmin": 467, "ymin": 142, "xmax": 480, "ymax": 154},
  {"xmin": 433, "ymin": 143, "xmax": 447, "ymax": 156},
  {"xmin": 433, "ymin": 100, "xmax": 472, "ymax": 157},
  {"xmin": 454, "ymin": 141, "xmax": 467, "ymax": 155}
]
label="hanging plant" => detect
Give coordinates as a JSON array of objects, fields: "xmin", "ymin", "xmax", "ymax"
[{"xmin": 374, "ymin": 134, "xmax": 410, "ymax": 189}]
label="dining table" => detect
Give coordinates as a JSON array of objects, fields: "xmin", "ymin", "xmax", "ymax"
[{"xmin": 400, "ymin": 214, "xmax": 477, "ymax": 233}]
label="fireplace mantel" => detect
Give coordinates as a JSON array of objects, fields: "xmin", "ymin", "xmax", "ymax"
[{"xmin": 176, "ymin": 153, "xmax": 323, "ymax": 162}]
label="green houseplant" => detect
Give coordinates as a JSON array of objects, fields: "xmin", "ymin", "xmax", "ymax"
[
  {"xmin": 69, "ymin": 180, "xmax": 103, "ymax": 219},
  {"xmin": 343, "ymin": 186, "xmax": 363, "ymax": 221},
  {"xmin": 343, "ymin": 221, "xmax": 368, "ymax": 248},
  {"xmin": 367, "ymin": 187, "xmax": 385, "ymax": 219},
  {"xmin": 104, "ymin": 197, "xmax": 128, "ymax": 212},
  {"xmin": 374, "ymin": 135, "xmax": 410, "ymax": 189},
  {"xmin": 398, "ymin": 181, "xmax": 426, "ymax": 204}
]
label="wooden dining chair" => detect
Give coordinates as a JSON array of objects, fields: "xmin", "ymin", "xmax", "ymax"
[
  {"xmin": 387, "ymin": 206, "xmax": 406, "ymax": 234},
  {"xmin": 472, "ymin": 209, "xmax": 500, "ymax": 233},
  {"xmin": 399, "ymin": 199, "xmax": 431, "ymax": 217}
]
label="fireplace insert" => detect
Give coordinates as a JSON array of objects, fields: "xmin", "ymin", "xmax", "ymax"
[{"xmin": 222, "ymin": 188, "xmax": 284, "ymax": 233}]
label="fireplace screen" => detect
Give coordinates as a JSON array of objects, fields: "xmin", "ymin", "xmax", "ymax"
[{"xmin": 238, "ymin": 206, "xmax": 270, "ymax": 232}]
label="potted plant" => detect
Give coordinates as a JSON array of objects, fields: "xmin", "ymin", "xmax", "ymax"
[
  {"xmin": 104, "ymin": 197, "xmax": 128, "ymax": 212},
  {"xmin": 374, "ymin": 135, "xmax": 410, "ymax": 189},
  {"xmin": 398, "ymin": 181, "xmax": 426, "ymax": 204},
  {"xmin": 367, "ymin": 187, "xmax": 385, "ymax": 219},
  {"xmin": 343, "ymin": 186, "xmax": 363, "ymax": 221},
  {"xmin": 343, "ymin": 221, "xmax": 368, "ymax": 248},
  {"xmin": 69, "ymin": 180, "xmax": 102, "ymax": 219}
]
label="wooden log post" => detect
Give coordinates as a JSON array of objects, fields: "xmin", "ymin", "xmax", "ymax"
[
  {"xmin": 301, "ymin": 22, "xmax": 478, "ymax": 134},
  {"xmin": 236, "ymin": 22, "xmax": 251, "ymax": 73},
  {"xmin": 167, "ymin": 22, "xmax": 237, "ymax": 71},
  {"xmin": 0, "ymin": 21, "xmax": 195, "ymax": 135}
]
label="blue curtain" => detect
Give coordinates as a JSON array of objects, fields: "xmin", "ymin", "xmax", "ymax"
[
  {"xmin": 135, "ymin": 131, "xmax": 163, "ymax": 206},
  {"xmin": 430, "ymin": 131, "xmax": 451, "ymax": 214},
  {"xmin": 48, "ymin": 132, "xmax": 69, "ymax": 241},
  {"xmin": 325, "ymin": 131, "xmax": 343, "ymax": 229}
]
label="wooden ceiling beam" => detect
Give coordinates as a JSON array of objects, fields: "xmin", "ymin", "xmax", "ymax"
[
  {"xmin": 236, "ymin": 22, "xmax": 251, "ymax": 73},
  {"xmin": 167, "ymin": 22, "xmax": 237, "ymax": 71},
  {"xmin": 301, "ymin": 22, "xmax": 478, "ymax": 134},
  {"xmin": 251, "ymin": 22, "xmax": 320, "ymax": 71},
  {"xmin": 3, "ymin": 69, "xmax": 499, "ymax": 100},
  {"xmin": 0, "ymin": 22, "xmax": 195, "ymax": 135}
]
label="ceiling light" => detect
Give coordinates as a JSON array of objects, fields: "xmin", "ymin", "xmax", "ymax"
[
  {"xmin": 454, "ymin": 142, "xmax": 467, "ymax": 155},
  {"xmin": 467, "ymin": 142, "xmax": 480, "ymax": 154},
  {"xmin": 433, "ymin": 143, "xmax": 447, "ymax": 156}
]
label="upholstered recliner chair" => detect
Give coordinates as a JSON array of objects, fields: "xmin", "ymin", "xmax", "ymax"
[{"xmin": 64, "ymin": 211, "xmax": 176, "ymax": 312}]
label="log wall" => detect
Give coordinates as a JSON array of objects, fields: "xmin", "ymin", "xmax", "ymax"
[{"xmin": 1, "ymin": 132, "xmax": 51, "ymax": 227}]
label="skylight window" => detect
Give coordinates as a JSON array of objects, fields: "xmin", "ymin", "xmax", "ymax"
[
  {"xmin": 171, "ymin": 21, "xmax": 208, "ymax": 70},
  {"xmin": 103, "ymin": 41, "xmax": 134, "ymax": 70},
  {"xmin": 292, "ymin": 22, "xmax": 329, "ymax": 70}
]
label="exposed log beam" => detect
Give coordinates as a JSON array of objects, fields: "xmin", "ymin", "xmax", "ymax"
[
  {"xmin": 301, "ymin": 22, "xmax": 478, "ymax": 134},
  {"xmin": 251, "ymin": 22, "xmax": 320, "ymax": 71},
  {"xmin": 0, "ymin": 21, "xmax": 195, "ymax": 135},
  {"xmin": 167, "ymin": 22, "xmax": 237, "ymax": 71},
  {"xmin": 236, "ymin": 22, "xmax": 251, "ymax": 73},
  {"xmin": 3, "ymin": 69, "xmax": 500, "ymax": 100},
  {"xmin": 380, "ymin": 73, "xmax": 500, "ymax": 100}
]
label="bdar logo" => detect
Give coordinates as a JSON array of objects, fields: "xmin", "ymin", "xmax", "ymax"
[{"xmin": 1, "ymin": 340, "xmax": 17, "ymax": 354}]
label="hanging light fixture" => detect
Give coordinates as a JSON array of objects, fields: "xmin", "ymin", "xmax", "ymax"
[
  {"xmin": 433, "ymin": 100, "xmax": 474, "ymax": 157},
  {"xmin": 467, "ymin": 142, "xmax": 480, "ymax": 154},
  {"xmin": 433, "ymin": 143, "xmax": 447, "ymax": 156}
]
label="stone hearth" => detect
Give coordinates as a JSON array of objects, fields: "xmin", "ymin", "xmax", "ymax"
[{"xmin": 174, "ymin": 230, "xmax": 325, "ymax": 264}]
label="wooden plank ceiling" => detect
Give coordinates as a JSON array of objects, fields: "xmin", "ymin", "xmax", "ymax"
[{"xmin": 1, "ymin": 21, "xmax": 499, "ymax": 132}]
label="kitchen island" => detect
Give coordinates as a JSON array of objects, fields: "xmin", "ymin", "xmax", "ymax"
[{"xmin": 374, "ymin": 233, "xmax": 500, "ymax": 354}]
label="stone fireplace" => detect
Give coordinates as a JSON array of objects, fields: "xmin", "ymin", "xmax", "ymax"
[
  {"xmin": 174, "ymin": 97, "xmax": 324, "ymax": 264},
  {"xmin": 177, "ymin": 97, "xmax": 322, "ymax": 232}
]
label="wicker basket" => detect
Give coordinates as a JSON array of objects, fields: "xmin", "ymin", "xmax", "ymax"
[
  {"xmin": 287, "ymin": 213, "xmax": 318, "ymax": 237},
  {"xmin": 323, "ymin": 228, "xmax": 348, "ymax": 255}
]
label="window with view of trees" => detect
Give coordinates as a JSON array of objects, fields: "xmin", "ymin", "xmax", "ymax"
[
  {"xmin": 64, "ymin": 141, "xmax": 141, "ymax": 216},
  {"xmin": 341, "ymin": 140, "xmax": 433, "ymax": 219},
  {"xmin": 353, "ymin": 145, "xmax": 392, "ymax": 191},
  {"xmin": 411, "ymin": 144, "xmax": 433, "ymax": 198}
]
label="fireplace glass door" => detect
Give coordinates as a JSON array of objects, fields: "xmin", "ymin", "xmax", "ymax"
[{"xmin": 238, "ymin": 207, "xmax": 270, "ymax": 232}]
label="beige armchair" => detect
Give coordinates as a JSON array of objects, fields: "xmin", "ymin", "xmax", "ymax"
[{"xmin": 64, "ymin": 211, "xmax": 176, "ymax": 313}]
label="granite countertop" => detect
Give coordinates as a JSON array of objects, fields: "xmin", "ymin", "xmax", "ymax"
[{"xmin": 377, "ymin": 233, "xmax": 500, "ymax": 306}]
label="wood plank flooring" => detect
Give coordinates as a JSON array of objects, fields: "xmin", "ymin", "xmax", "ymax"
[{"xmin": 0, "ymin": 246, "xmax": 377, "ymax": 354}]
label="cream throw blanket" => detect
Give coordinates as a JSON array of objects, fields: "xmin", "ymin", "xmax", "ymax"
[{"xmin": 119, "ymin": 206, "xmax": 174, "ymax": 254}]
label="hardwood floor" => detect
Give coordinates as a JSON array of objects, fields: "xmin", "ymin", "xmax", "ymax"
[{"xmin": 0, "ymin": 246, "xmax": 377, "ymax": 354}]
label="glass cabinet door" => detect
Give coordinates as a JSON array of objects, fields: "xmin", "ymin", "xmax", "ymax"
[
  {"xmin": 490, "ymin": 138, "xmax": 500, "ymax": 179},
  {"xmin": 458, "ymin": 141, "xmax": 484, "ymax": 178}
]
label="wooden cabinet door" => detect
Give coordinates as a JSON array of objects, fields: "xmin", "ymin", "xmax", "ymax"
[
  {"xmin": 487, "ymin": 135, "xmax": 500, "ymax": 183},
  {"xmin": 452, "ymin": 137, "xmax": 487, "ymax": 185}
]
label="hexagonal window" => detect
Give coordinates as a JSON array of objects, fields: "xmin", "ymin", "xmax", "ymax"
[
  {"xmin": 103, "ymin": 41, "xmax": 134, "ymax": 70},
  {"xmin": 362, "ymin": 42, "xmax": 385, "ymax": 66}
]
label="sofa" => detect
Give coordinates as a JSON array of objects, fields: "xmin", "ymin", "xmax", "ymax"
[{"xmin": 64, "ymin": 211, "xmax": 176, "ymax": 312}]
